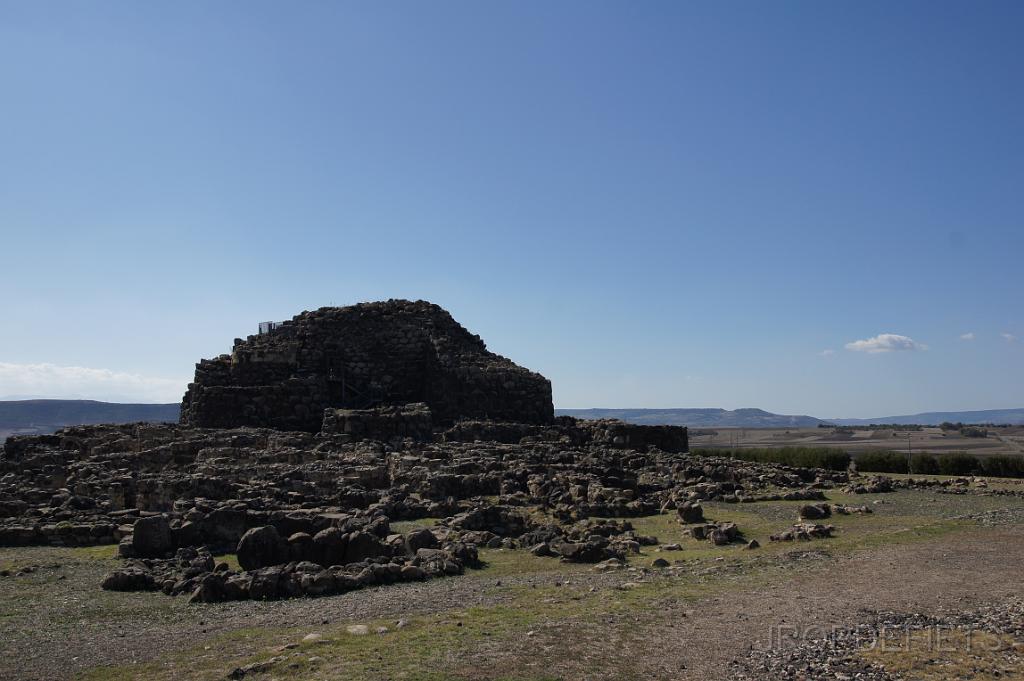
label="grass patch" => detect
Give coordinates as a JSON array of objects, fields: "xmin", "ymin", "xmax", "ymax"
[
  {"xmin": 215, "ymin": 553, "xmax": 241, "ymax": 571},
  {"xmin": 72, "ymin": 544, "xmax": 119, "ymax": 560},
  {"xmin": 390, "ymin": 518, "xmax": 444, "ymax": 533}
]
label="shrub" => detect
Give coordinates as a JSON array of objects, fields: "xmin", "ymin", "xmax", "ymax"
[
  {"xmin": 978, "ymin": 455, "xmax": 1024, "ymax": 478},
  {"xmin": 910, "ymin": 453, "xmax": 939, "ymax": 475},
  {"xmin": 692, "ymin": 447, "xmax": 850, "ymax": 471},
  {"xmin": 937, "ymin": 452, "xmax": 980, "ymax": 476},
  {"xmin": 855, "ymin": 450, "xmax": 908, "ymax": 474}
]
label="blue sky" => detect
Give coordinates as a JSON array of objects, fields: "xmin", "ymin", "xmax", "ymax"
[{"xmin": 1, "ymin": 2, "xmax": 1021, "ymax": 417}]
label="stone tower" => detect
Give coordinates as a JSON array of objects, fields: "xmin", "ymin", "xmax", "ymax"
[{"xmin": 180, "ymin": 300, "xmax": 553, "ymax": 431}]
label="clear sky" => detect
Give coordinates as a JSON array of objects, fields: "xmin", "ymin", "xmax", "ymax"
[{"xmin": 1, "ymin": 2, "xmax": 1022, "ymax": 418}]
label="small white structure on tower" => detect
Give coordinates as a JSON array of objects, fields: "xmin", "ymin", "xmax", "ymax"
[{"xmin": 258, "ymin": 321, "xmax": 284, "ymax": 335}]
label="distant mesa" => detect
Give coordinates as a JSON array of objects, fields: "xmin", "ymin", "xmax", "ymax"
[
  {"xmin": 556, "ymin": 408, "xmax": 823, "ymax": 429},
  {"xmin": 0, "ymin": 399, "xmax": 180, "ymax": 439},
  {"xmin": 180, "ymin": 299, "xmax": 554, "ymax": 431},
  {"xmin": 554, "ymin": 407, "xmax": 1024, "ymax": 428}
]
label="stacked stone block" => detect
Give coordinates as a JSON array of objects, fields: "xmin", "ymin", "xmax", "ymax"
[{"xmin": 180, "ymin": 300, "xmax": 553, "ymax": 431}]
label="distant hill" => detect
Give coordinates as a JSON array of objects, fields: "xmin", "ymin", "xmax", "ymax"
[
  {"xmin": 0, "ymin": 399, "xmax": 180, "ymax": 439},
  {"xmin": 4, "ymin": 401, "xmax": 1021, "ymax": 440},
  {"xmin": 557, "ymin": 407, "xmax": 1024, "ymax": 427},
  {"xmin": 832, "ymin": 409, "xmax": 1024, "ymax": 426},
  {"xmin": 555, "ymin": 408, "xmax": 823, "ymax": 428}
]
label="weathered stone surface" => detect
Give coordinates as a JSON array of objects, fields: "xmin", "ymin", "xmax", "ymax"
[
  {"xmin": 131, "ymin": 515, "xmax": 173, "ymax": 558},
  {"xmin": 344, "ymin": 531, "xmax": 385, "ymax": 563},
  {"xmin": 321, "ymin": 403, "xmax": 433, "ymax": 442},
  {"xmin": 676, "ymin": 502, "xmax": 705, "ymax": 524},
  {"xmin": 180, "ymin": 300, "xmax": 554, "ymax": 431},
  {"xmin": 312, "ymin": 528, "xmax": 347, "ymax": 567},
  {"xmin": 770, "ymin": 523, "xmax": 835, "ymax": 541},
  {"xmin": 101, "ymin": 567, "xmax": 157, "ymax": 591},
  {"xmin": 797, "ymin": 503, "xmax": 831, "ymax": 520},
  {"xmin": 237, "ymin": 526, "xmax": 289, "ymax": 571},
  {"xmin": 405, "ymin": 527, "xmax": 439, "ymax": 553}
]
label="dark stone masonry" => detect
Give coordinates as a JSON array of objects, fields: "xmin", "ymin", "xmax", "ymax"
[
  {"xmin": 180, "ymin": 300, "xmax": 553, "ymax": 431},
  {"xmin": 0, "ymin": 299, "xmax": 898, "ymax": 605}
]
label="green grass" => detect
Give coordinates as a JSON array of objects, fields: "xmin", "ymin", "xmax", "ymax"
[
  {"xmin": 73, "ymin": 544, "xmax": 119, "ymax": 560},
  {"xmin": 390, "ymin": 518, "xmax": 444, "ymax": 533},
  {"xmin": 215, "ymin": 553, "xmax": 241, "ymax": 571}
]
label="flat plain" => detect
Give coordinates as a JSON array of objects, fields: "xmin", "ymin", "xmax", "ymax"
[{"xmin": 691, "ymin": 426, "xmax": 1024, "ymax": 457}]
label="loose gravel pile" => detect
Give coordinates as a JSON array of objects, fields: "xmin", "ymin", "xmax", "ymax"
[{"xmin": 729, "ymin": 598, "xmax": 1024, "ymax": 680}]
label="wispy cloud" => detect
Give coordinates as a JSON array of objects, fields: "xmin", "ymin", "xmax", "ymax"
[
  {"xmin": 0, "ymin": 363, "xmax": 188, "ymax": 403},
  {"xmin": 960, "ymin": 332, "xmax": 975, "ymax": 341},
  {"xmin": 844, "ymin": 333, "xmax": 928, "ymax": 354},
  {"xmin": 1003, "ymin": 332, "xmax": 1018, "ymax": 343},
  {"xmin": 818, "ymin": 349, "xmax": 835, "ymax": 357}
]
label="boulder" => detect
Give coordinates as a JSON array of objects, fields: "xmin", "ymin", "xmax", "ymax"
[
  {"xmin": 400, "ymin": 565, "xmax": 425, "ymax": 580},
  {"xmin": 312, "ymin": 528, "xmax": 347, "ymax": 566},
  {"xmin": 798, "ymin": 503, "xmax": 831, "ymax": 520},
  {"xmin": 405, "ymin": 528, "xmax": 439, "ymax": 554},
  {"xmin": 770, "ymin": 523, "xmax": 835, "ymax": 542},
  {"xmin": 101, "ymin": 567, "xmax": 157, "ymax": 591},
  {"xmin": 677, "ymin": 502, "xmax": 704, "ymax": 524},
  {"xmin": 288, "ymin": 532, "xmax": 313, "ymax": 561},
  {"xmin": 237, "ymin": 526, "xmax": 289, "ymax": 571},
  {"xmin": 189, "ymin": 573, "xmax": 226, "ymax": 603},
  {"xmin": 555, "ymin": 540, "xmax": 611, "ymax": 563},
  {"xmin": 345, "ymin": 531, "xmax": 385, "ymax": 563},
  {"xmin": 131, "ymin": 516, "xmax": 174, "ymax": 558},
  {"xmin": 530, "ymin": 542, "xmax": 554, "ymax": 557},
  {"xmin": 248, "ymin": 565, "xmax": 284, "ymax": 600}
]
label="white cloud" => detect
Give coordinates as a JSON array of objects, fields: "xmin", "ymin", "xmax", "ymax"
[
  {"xmin": 960, "ymin": 332, "xmax": 975, "ymax": 341},
  {"xmin": 0, "ymin": 363, "xmax": 188, "ymax": 403},
  {"xmin": 844, "ymin": 333, "xmax": 928, "ymax": 354},
  {"xmin": 1003, "ymin": 332, "xmax": 1017, "ymax": 343},
  {"xmin": 818, "ymin": 349, "xmax": 835, "ymax": 356}
]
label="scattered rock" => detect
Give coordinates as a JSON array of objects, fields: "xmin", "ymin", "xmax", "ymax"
[{"xmin": 770, "ymin": 523, "xmax": 835, "ymax": 542}]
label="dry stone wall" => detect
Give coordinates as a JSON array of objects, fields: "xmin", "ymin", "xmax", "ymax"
[
  {"xmin": 180, "ymin": 300, "xmax": 553, "ymax": 431},
  {"xmin": 321, "ymin": 403, "xmax": 434, "ymax": 442}
]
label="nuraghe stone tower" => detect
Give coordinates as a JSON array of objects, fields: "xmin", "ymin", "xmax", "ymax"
[{"xmin": 180, "ymin": 300, "xmax": 553, "ymax": 431}]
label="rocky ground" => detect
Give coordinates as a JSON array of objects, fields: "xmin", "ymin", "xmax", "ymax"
[
  {"xmin": 2, "ymin": 487, "xmax": 1023, "ymax": 681},
  {"xmin": 3, "ymin": 409, "xmax": 1023, "ymax": 680},
  {"xmin": 0, "ymin": 418, "xmax": 841, "ymax": 607}
]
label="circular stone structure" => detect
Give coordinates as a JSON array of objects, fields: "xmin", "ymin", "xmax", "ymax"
[{"xmin": 180, "ymin": 299, "xmax": 553, "ymax": 431}]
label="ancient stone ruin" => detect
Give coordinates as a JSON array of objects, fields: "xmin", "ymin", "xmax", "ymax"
[
  {"xmin": 180, "ymin": 300, "xmax": 554, "ymax": 431},
  {"xmin": 0, "ymin": 299, "xmax": 874, "ymax": 605}
]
